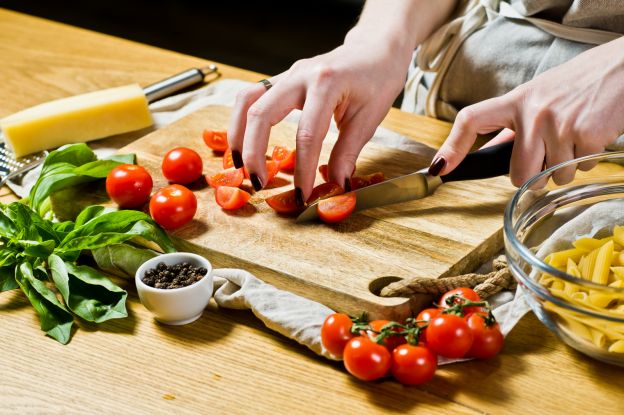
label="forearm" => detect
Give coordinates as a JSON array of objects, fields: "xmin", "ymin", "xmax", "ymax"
[{"xmin": 345, "ymin": 0, "xmax": 457, "ymax": 57}]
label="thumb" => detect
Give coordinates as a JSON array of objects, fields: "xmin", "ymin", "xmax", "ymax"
[{"xmin": 429, "ymin": 96, "xmax": 515, "ymax": 176}]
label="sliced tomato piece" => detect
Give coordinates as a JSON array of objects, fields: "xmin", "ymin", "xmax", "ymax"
[
  {"xmin": 306, "ymin": 182, "xmax": 344, "ymax": 204},
  {"xmin": 203, "ymin": 129, "xmax": 228, "ymax": 152},
  {"xmin": 272, "ymin": 146, "xmax": 296, "ymax": 171},
  {"xmin": 215, "ymin": 186, "xmax": 251, "ymax": 210},
  {"xmin": 319, "ymin": 164, "xmax": 329, "ymax": 182},
  {"xmin": 207, "ymin": 167, "xmax": 244, "ymax": 189},
  {"xmin": 266, "ymin": 189, "xmax": 302, "ymax": 215},
  {"xmin": 317, "ymin": 193, "xmax": 356, "ymax": 223},
  {"xmin": 222, "ymin": 148, "xmax": 234, "ymax": 169},
  {"xmin": 350, "ymin": 172, "xmax": 385, "ymax": 190},
  {"xmin": 244, "ymin": 161, "xmax": 280, "ymax": 185}
]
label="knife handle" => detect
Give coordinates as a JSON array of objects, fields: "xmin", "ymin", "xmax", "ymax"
[{"xmin": 440, "ymin": 140, "xmax": 513, "ymax": 183}]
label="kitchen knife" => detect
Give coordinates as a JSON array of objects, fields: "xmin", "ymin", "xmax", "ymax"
[
  {"xmin": 296, "ymin": 140, "xmax": 513, "ymax": 222},
  {"xmin": 143, "ymin": 64, "xmax": 220, "ymax": 103}
]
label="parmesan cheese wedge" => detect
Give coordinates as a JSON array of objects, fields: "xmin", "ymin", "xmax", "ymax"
[{"xmin": 0, "ymin": 84, "xmax": 153, "ymax": 157}]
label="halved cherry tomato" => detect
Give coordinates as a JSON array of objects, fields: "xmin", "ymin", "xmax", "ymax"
[
  {"xmin": 317, "ymin": 193, "xmax": 356, "ymax": 224},
  {"xmin": 319, "ymin": 164, "xmax": 329, "ymax": 182},
  {"xmin": 272, "ymin": 146, "xmax": 296, "ymax": 171},
  {"xmin": 350, "ymin": 172, "xmax": 385, "ymax": 190},
  {"xmin": 343, "ymin": 336, "xmax": 391, "ymax": 381},
  {"xmin": 307, "ymin": 182, "xmax": 344, "ymax": 204},
  {"xmin": 207, "ymin": 168, "xmax": 244, "ymax": 189},
  {"xmin": 321, "ymin": 313, "xmax": 355, "ymax": 358},
  {"xmin": 162, "ymin": 147, "xmax": 203, "ymax": 184},
  {"xmin": 391, "ymin": 344, "xmax": 437, "ymax": 385},
  {"xmin": 149, "ymin": 184, "xmax": 197, "ymax": 230},
  {"xmin": 223, "ymin": 148, "xmax": 234, "ymax": 169},
  {"xmin": 106, "ymin": 164, "xmax": 153, "ymax": 209},
  {"xmin": 215, "ymin": 186, "xmax": 251, "ymax": 210},
  {"xmin": 265, "ymin": 189, "xmax": 301, "ymax": 215},
  {"xmin": 203, "ymin": 129, "xmax": 228, "ymax": 152},
  {"xmin": 438, "ymin": 287, "xmax": 483, "ymax": 315},
  {"xmin": 425, "ymin": 314, "xmax": 473, "ymax": 358},
  {"xmin": 365, "ymin": 320, "xmax": 406, "ymax": 352},
  {"xmin": 243, "ymin": 160, "xmax": 280, "ymax": 185},
  {"xmin": 465, "ymin": 312, "xmax": 504, "ymax": 359}
]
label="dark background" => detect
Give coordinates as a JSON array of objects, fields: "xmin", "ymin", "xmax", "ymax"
[{"xmin": 3, "ymin": 0, "xmax": 364, "ymax": 76}]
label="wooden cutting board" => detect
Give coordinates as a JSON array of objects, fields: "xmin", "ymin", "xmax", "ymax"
[{"xmin": 120, "ymin": 106, "xmax": 514, "ymax": 320}]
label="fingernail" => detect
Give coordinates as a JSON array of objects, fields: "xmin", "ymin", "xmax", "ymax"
[
  {"xmin": 428, "ymin": 156, "xmax": 446, "ymax": 176},
  {"xmin": 344, "ymin": 177, "xmax": 352, "ymax": 192},
  {"xmin": 294, "ymin": 187, "xmax": 304, "ymax": 207},
  {"xmin": 232, "ymin": 150, "xmax": 243, "ymax": 169},
  {"xmin": 250, "ymin": 173, "xmax": 263, "ymax": 191}
]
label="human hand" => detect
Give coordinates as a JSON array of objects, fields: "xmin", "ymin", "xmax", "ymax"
[
  {"xmin": 429, "ymin": 36, "xmax": 624, "ymax": 187},
  {"xmin": 227, "ymin": 34, "xmax": 412, "ymax": 203}
]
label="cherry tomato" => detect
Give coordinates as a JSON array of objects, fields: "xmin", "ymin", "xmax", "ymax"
[
  {"xmin": 415, "ymin": 307, "xmax": 442, "ymax": 342},
  {"xmin": 203, "ymin": 129, "xmax": 228, "ymax": 152},
  {"xmin": 105, "ymin": 164, "xmax": 153, "ymax": 209},
  {"xmin": 438, "ymin": 287, "xmax": 483, "ymax": 315},
  {"xmin": 350, "ymin": 172, "xmax": 385, "ymax": 190},
  {"xmin": 365, "ymin": 320, "xmax": 406, "ymax": 352},
  {"xmin": 307, "ymin": 182, "xmax": 344, "ymax": 204},
  {"xmin": 465, "ymin": 312, "xmax": 504, "ymax": 359},
  {"xmin": 266, "ymin": 189, "xmax": 302, "ymax": 215},
  {"xmin": 272, "ymin": 146, "xmax": 296, "ymax": 171},
  {"xmin": 215, "ymin": 186, "xmax": 251, "ymax": 210},
  {"xmin": 223, "ymin": 148, "xmax": 234, "ymax": 169},
  {"xmin": 343, "ymin": 336, "xmax": 391, "ymax": 381},
  {"xmin": 317, "ymin": 193, "xmax": 356, "ymax": 224},
  {"xmin": 321, "ymin": 313, "xmax": 355, "ymax": 358},
  {"xmin": 207, "ymin": 168, "xmax": 244, "ymax": 189},
  {"xmin": 425, "ymin": 314, "xmax": 473, "ymax": 358},
  {"xmin": 149, "ymin": 184, "xmax": 197, "ymax": 230},
  {"xmin": 391, "ymin": 344, "xmax": 437, "ymax": 385},
  {"xmin": 319, "ymin": 164, "xmax": 329, "ymax": 182},
  {"xmin": 161, "ymin": 147, "xmax": 203, "ymax": 185}
]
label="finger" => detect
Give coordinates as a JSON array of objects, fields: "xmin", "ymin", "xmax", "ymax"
[
  {"xmin": 228, "ymin": 74, "xmax": 283, "ymax": 168},
  {"xmin": 294, "ymin": 87, "xmax": 337, "ymax": 201},
  {"xmin": 542, "ymin": 129, "xmax": 576, "ymax": 185},
  {"xmin": 575, "ymin": 140, "xmax": 604, "ymax": 171},
  {"xmin": 326, "ymin": 109, "xmax": 378, "ymax": 190},
  {"xmin": 432, "ymin": 96, "xmax": 515, "ymax": 176},
  {"xmin": 241, "ymin": 80, "xmax": 304, "ymax": 190},
  {"xmin": 480, "ymin": 128, "xmax": 516, "ymax": 149},
  {"xmin": 510, "ymin": 121, "xmax": 546, "ymax": 187}
]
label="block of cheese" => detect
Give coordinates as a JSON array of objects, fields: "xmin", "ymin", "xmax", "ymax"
[{"xmin": 0, "ymin": 84, "xmax": 153, "ymax": 157}]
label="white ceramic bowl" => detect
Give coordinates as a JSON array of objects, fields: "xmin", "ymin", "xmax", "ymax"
[{"xmin": 135, "ymin": 252, "xmax": 213, "ymax": 325}]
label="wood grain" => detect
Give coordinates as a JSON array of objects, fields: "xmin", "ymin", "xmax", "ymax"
[
  {"xmin": 1, "ymin": 8, "xmax": 624, "ymax": 415},
  {"xmin": 119, "ymin": 106, "xmax": 514, "ymax": 320}
]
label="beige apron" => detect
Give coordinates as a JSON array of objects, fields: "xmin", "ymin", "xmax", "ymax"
[{"xmin": 402, "ymin": 0, "xmax": 624, "ymax": 121}]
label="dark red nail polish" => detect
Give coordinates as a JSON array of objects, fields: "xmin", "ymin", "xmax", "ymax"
[
  {"xmin": 294, "ymin": 187, "xmax": 304, "ymax": 207},
  {"xmin": 428, "ymin": 156, "xmax": 446, "ymax": 176},
  {"xmin": 250, "ymin": 173, "xmax": 263, "ymax": 191},
  {"xmin": 344, "ymin": 177, "xmax": 352, "ymax": 192},
  {"xmin": 232, "ymin": 150, "xmax": 243, "ymax": 169}
]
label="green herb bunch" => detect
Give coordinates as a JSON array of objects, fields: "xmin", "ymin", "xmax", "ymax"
[{"xmin": 0, "ymin": 144, "xmax": 175, "ymax": 343}]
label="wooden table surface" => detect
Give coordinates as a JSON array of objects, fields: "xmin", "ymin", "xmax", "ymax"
[{"xmin": 1, "ymin": 8, "xmax": 623, "ymax": 415}]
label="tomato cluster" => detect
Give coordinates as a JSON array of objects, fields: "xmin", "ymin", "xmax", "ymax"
[
  {"xmin": 321, "ymin": 288, "xmax": 504, "ymax": 385},
  {"xmin": 106, "ymin": 146, "xmax": 201, "ymax": 230}
]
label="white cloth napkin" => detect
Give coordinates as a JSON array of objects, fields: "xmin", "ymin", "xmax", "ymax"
[{"xmin": 6, "ymin": 79, "xmax": 518, "ymax": 362}]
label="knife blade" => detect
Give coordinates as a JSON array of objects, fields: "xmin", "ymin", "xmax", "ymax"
[{"xmin": 296, "ymin": 140, "xmax": 514, "ymax": 223}]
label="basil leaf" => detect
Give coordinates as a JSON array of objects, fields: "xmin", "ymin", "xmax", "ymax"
[
  {"xmin": 74, "ymin": 205, "xmax": 110, "ymax": 227},
  {"xmin": 0, "ymin": 208, "xmax": 17, "ymax": 238},
  {"xmin": 0, "ymin": 249, "xmax": 17, "ymax": 267},
  {"xmin": 105, "ymin": 154, "xmax": 136, "ymax": 164},
  {"xmin": 14, "ymin": 262, "xmax": 73, "ymax": 344},
  {"xmin": 0, "ymin": 266, "xmax": 18, "ymax": 291},
  {"xmin": 93, "ymin": 243, "xmax": 158, "ymax": 278},
  {"xmin": 19, "ymin": 240, "xmax": 56, "ymax": 258},
  {"xmin": 28, "ymin": 144, "xmax": 136, "ymax": 213},
  {"xmin": 48, "ymin": 255, "xmax": 127, "ymax": 323}
]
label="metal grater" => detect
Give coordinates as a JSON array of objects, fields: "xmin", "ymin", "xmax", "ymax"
[{"xmin": 0, "ymin": 140, "xmax": 47, "ymax": 188}]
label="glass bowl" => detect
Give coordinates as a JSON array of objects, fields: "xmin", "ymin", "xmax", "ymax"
[{"xmin": 504, "ymin": 151, "xmax": 624, "ymax": 366}]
